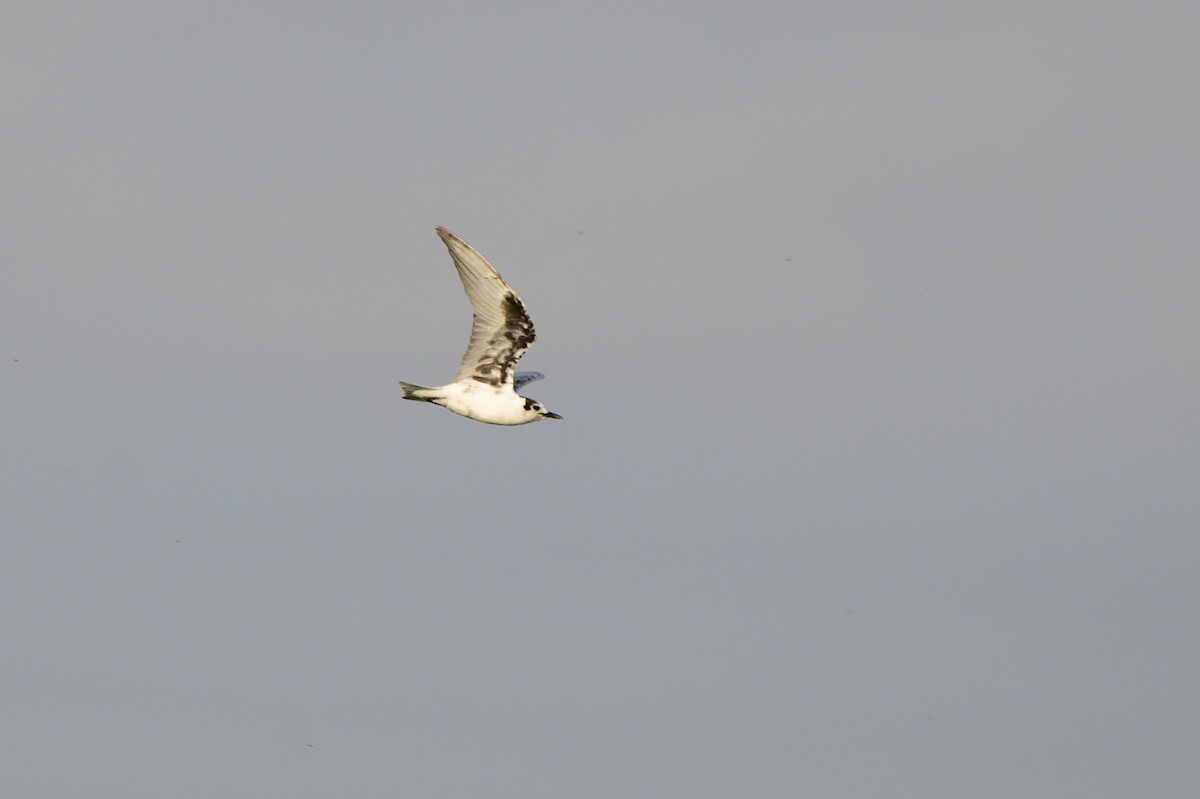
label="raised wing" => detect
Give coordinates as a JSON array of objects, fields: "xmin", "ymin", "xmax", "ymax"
[
  {"xmin": 437, "ymin": 227, "xmax": 536, "ymax": 387},
  {"xmin": 513, "ymin": 371, "xmax": 545, "ymax": 390}
]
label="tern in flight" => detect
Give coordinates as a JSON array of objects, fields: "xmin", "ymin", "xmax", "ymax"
[{"xmin": 399, "ymin": 227, "xmax": 561, "ymax": 425}]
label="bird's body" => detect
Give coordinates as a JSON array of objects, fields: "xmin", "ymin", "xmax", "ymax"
[{"xmin": 399, "ymin": 228, "xmax": 561, "ymax": 426}]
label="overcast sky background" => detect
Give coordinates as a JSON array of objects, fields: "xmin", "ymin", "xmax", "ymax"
[{"xmin": 3, "ymin": 2, "xmax": 1198, "ymax": 797}]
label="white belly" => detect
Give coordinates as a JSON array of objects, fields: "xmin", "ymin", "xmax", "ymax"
[{"xmin": 438, "ymin": 382, "xmax": 536, "ymax": 426}]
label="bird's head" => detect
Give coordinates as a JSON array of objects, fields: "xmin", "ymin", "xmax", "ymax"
[{"xmin": 522, "ymin": 397, "xmax": 562, "ymax": 421}]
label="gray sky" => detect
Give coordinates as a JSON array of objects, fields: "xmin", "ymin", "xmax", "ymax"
[{"xmin": 3, "ymin": 2, "xmax": 1198, "ymax": 797}]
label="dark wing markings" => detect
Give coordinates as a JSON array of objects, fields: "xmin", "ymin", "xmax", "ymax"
[{"xmin": 469, "ymin": 292, "xmax": 536, "ymax": 386}]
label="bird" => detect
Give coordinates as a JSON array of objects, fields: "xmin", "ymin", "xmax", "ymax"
[{"xmin": 399, "ymin": 227, "xmax": 562, "ymax": 425}]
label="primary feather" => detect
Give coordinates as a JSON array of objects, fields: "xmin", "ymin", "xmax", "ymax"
[{"xmin": 438, "ymin": 227, "xmax": 537, "ymax": 388}]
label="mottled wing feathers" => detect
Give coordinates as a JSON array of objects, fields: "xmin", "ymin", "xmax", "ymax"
[{"xmin": 437, "ymin": 228, "xmax": 537, "ymax": 387}]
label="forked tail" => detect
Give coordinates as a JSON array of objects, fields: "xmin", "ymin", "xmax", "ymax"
[{"xmin": 399, "ymin": 381, "xmax": 439, "ymax": 402}]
